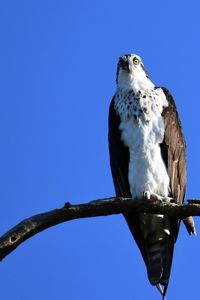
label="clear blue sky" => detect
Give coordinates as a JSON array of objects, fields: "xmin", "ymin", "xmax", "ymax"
[{"xmin": 0, "ymin": 1, "xmax": 200, "ymax": 299}]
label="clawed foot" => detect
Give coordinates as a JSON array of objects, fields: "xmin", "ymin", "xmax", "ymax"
[{"xmin": 143, "ymin": 191, "xmax": 173, "ymax": 203}]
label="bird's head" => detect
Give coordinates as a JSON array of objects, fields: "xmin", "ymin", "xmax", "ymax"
[{"xmin": 116, "ymin": 54, "xmax": 153, "ymax": 91}]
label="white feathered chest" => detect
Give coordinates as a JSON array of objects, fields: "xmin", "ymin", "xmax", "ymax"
[{"xmin": 114, "ymin": 87, "xmax": 170, "ymax": 199}]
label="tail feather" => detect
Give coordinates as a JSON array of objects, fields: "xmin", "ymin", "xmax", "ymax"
[
  {"xmin": 156, "ymin": 284, "xmax": 167, "ymax": 300},
  {"xmin": 160, "ymin": 236, "xmax": 172, "ymax": 285},
  {"xmin": 145, "ymin": 240, "xmax": 163, "ymax": 284},
  {"xmin": 145, "ymin": 236, "xmax": 171, "ymax": 288},
  {"xmin": 156, "ymin": 284, "xmax": 164, "ymax": 297}
]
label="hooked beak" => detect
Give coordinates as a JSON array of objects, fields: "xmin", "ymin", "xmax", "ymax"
[
  {"xmin": 125, "ymin": 59, "xmax": 131, "ymax": 73},
  {"xmin": 123, "ymin": 59, "xmax": 131, "ymax": 73}
]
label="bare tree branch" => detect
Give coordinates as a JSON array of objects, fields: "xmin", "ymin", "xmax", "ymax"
[{"xmin": 0, "ymin": 196, "xmax": 199, "ymax": 262}]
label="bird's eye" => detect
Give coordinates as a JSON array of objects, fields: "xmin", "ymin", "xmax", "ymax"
[{"xmin": 133, "ymin": 57, "xmax": 140, "ymax": 65}]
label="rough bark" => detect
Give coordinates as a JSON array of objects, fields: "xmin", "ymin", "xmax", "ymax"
[{"xmin": 0, "ymin": 196, "xmax": 199, "ymax": 262}]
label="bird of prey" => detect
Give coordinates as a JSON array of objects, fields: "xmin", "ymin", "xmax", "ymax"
[{"xmin": 108, "ymin": 54, "xmax": 196, "ymax": 298}]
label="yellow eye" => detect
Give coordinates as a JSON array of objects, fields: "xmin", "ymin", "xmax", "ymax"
[{"xmin": 133, "ymin": 57, "xmax": 140, "ymax": 65}]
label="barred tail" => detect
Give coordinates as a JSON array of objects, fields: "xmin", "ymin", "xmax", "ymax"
[
  {"xmin": 145, "ymin": 235, "xmax": 171, "ymax": 297},
  {"xmin": 145, "ymin": 238, "xmax": 163, "ymax": 285}
]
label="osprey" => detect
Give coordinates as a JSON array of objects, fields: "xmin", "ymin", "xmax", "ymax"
[{"xmin": 108, "ymin": 54, "xmax": 196, "ymax": 297}]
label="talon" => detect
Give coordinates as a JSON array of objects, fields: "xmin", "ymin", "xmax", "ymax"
[
  {"xmin": 143, "ymin": 191, "xmax": 151, "ymax": 200},
  {"xmin": 156, "ymin": 196, "xmax": 164, "ymax": 203},
  {"xmin": 161, "ymin": 196, "xmax": 173, "ymax": 203}
]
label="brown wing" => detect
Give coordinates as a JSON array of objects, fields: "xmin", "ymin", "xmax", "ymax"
[
  {"xmin": 160, "ymin": 87, "xmax": 195, "ymax": 237},
  {"xmin": 160, "ymin": 87, "xmax": 186, "ymax": 205}
]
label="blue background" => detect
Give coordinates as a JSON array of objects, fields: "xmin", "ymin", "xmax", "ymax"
[{"xmin": 0, "ymin": 1, "xmax": 199, "ymax": 299}]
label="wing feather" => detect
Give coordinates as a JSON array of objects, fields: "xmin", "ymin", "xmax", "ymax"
[{"xmin": 160, "ymin": 87, "xmax": 186, "ymax": 205}]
